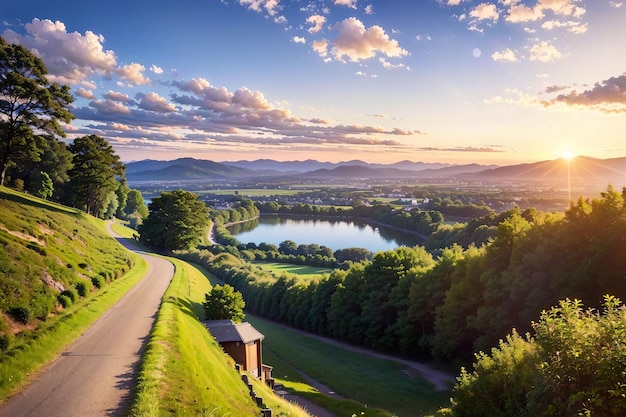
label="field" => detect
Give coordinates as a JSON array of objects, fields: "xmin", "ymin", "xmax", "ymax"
[
  {"xmin": 197, "ymin": 188, "xmax": 309, "ymax": 196},
  {"xmin": 248, "ymin": 316, "xmax": 452, "ymax": 417},
  {"xmin": 253, "ymin": 262, "xmax": 331, "ymax": 279}
]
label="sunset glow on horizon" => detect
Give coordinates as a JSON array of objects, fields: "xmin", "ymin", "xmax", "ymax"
[{"xmin": 3, "ymin": 1, "xmax": 626, "ymax": 166}]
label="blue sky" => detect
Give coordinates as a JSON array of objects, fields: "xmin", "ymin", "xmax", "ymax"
[{"xmin": 2, "ymin": 0, "xmax": 625, "ymax": 164}]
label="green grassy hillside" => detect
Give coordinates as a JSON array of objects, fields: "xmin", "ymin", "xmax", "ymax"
[{"xmin": 0, "ymin": 186, "xmax": 133, "ymax": 347}]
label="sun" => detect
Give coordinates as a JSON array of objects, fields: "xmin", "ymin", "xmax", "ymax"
[{"xmin": 561, "ymin": 150, "xmax": 576, "ymax": 161}]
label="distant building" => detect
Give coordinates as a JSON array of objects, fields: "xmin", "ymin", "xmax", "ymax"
[{"xmin": 204, "ymin": 319, "xmax": 272, "ymax": 384}]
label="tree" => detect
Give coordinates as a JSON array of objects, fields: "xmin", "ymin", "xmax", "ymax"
[
  {"xmin": 28, "ymin": 170, "xmax": 53, "ymax": 199},
  {"xmin": 138, "ymin": 189, "xmax": 209, "ymax": 251},
  {"xmin": 66, "ymin": 135, "xmax": 125, "ymax": 218},
  {"xmin": 449, "ymin": 296, "xmax": 626, "ymax": 417},
  {"xmin": 124, "ymin": 189, "xmax": 149, "ymax": 219},
  {"xmin": 0, "ymin": 36, "xmax": 74, "ymax": 186},
  {"xmin": 203, "ymin": 284, "xmax": 246, "ymax": 323}
]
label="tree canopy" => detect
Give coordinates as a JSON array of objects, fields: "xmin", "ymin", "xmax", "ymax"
[
  {"xmin": 138, "ymin": 189, "xmax": 209, "ymax": 251},
  {"xmin": 0, "ymin": 36, "xmax": 74, "ymax": 186},
  {"xmin": 203, "ymin": 284, "xmax": 246, "ymax": 323},
  {"xmin": 66, "ymin": 135, "xmax": 125, "ymax": 218},
  {"xmin": 448, "ymin": 296, "xmax": 626, "ymax": 417}
]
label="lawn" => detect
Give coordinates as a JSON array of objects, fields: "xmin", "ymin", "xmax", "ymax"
[
  {"xmin": 253, "ymin": 262, "xmax": 331, "ymax": 280},
  {"xmin": 248, "ymin": 316, "xmax": 451, "ymax": 417}
]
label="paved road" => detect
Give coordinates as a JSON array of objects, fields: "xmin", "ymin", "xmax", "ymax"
[{"xmin": 0, "ymin": 230, "xmax": 173, "ymax": 417}]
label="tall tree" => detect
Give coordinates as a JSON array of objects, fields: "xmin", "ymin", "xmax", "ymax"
[
  {"xmin": 138, "ymin": 189, "xmax": 209, "ymax": 250},
  {"xmin": 0, "ymin": 36, "xmax": 74, "ymax": 186},
  {"xmin": 124, "ymin": 189, "xmax": 149, "ymax": 218},
  {"xmin": 67, "ymin": 135, "xmax": 125, "ymax": 218}
]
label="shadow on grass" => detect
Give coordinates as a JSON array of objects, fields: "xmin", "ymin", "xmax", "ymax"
[{"xmin": 0, "ymin": 188, "xmax": 78, "ymax": 215}]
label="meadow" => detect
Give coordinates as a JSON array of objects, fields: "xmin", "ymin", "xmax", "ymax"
[
  {"xmin": 249, "ymin": 315, "xmax": 451, "ymax": 417},
  {"xmin": 253, "ymin": 262, "xmax": 331, "ymax": 280}
]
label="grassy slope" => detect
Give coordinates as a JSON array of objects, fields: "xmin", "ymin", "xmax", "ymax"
[
  {"xmin": 249, "ymin": 316, "xmax": 451, "ymax": 417},
  {"xmin": 0, "ymin": 186, "xmax": 133, "ymax": 320},
  {"xmin": 124, "ymin": 234, "xmax": 311, "ymax": 416},
  {"xmin": 0, "ymin": 186, "xmax": 146, "ymax": 401}
]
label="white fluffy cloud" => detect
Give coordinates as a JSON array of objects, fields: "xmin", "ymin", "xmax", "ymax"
[
  {"xmin": 117, "ymin": 63, "xmax": 150, "ymax": 85},
  {"xmin": 238, "ymin": 0, "xmax": 280, "ymax": 16},
  {"xmin": 470, "ymin": 3, "xmax": 500, "ymax": 21},
  {"xmin": 137, "ymin": 92, "xmax": 177, "ymax": 113},
  {"xmin": 325, "ymin": 17, "xmax": 408, "ymax": 62},
  {"xmin": 292, "ymin": 36, "xmax": 306, "ymax": 44},
  {"xmin": 529, "ymin": 41, "xmax": 562, "ymax": 62},
  {"xmin": 334, "ymin": 0, "xmax": 357, "ymax": 8},
  {"xmin": 306, "ymin": 15, "xmax": 326, "ymax": 33},
  {"xmin": 492, "ymin": 48, "xmax": 518, "ymax": 62},
  {"xmin": 2, "ymin": 18, "xmax": 152, "ymax": 86},
  {"xmin": 506, "ymin": 4, "xmax": 544, "ymax": 22},
  {"xmin": 2, "ymin": 18, "xmax": 117, "ymax": 84}
]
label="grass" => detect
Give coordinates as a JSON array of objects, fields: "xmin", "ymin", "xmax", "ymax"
[
  {"xmin": 128, "ymin": 253, "xmax": 311, "ymax": 417},
  {"xmin": 0, "ymin": 251, "xmax": 147, "ymax": 401},
  {"xmin": 248, "ymin": 316, "xmax": 452, "ymax": 417},
  {"xmin": 253, "ymin": 262, "xmax": 331, "ymax": 280},
  {"xmin": 0, "ymin": 186, "xmax": 133, "ymax": 323},
  {"xmin": 0, "ymin": 186, "xmax": 142, "ymax": 401}
]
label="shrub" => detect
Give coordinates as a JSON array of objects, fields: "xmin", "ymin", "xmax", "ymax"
[
  {"xmin": 26, "ymin": 242, "xmax": 47, "ymax": 256},
  {"xmin": 449, "ymin": 296, "xmax": 626, "ymax": 417},
  {"xmin": 0, "ymin": 334, "xmax": 12, "ymax": 351},
  {"xmin": 78, "ymin": 262, "xmax": 89, "ymax": 270},
  {"xmin": 91, "ymin": 275, "xmax": 105, "ymax": 289},
  {"xmin": 58, "ymin": 294, "xmax": 73, "ymax": 308},
  {"xmin": 9, "ymin": 305, "xmax": 32, "ymax": 324},
  {"xmin": 75, "ymin": 279, "xmax": 91, "ymax": 297},
  {"xmin": 60, "ymin": 289, "xmax": 78, "ymax": 303}
]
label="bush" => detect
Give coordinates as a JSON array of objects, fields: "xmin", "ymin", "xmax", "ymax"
[
  {"xmin": 75, "ymin": 279, "xmax": 91, "ymax": 297},
  {"xmin": 91, "ymin": 275, "xmax": 105, "ymax": 289},
  {"xmin": 449, "ymin": 296, "xmax": 626, "ymax": 417},
  {"xmin": 60, "ymin": 289, "xmax": 78, "ymax": 303},
  {"xmin": 8, "ymin": 305, "xmax": 32, "ymax": 324},
  {"xmin": 0, "ymin": 334, "xmax": 12, "ymax": 351},
  {"xmin": 58, "ymin": 294, "xmax": 73, "ymax": 308},
  {"xmin": 26, "ymin": 242, "xmax": 47, "ymax": 256}
]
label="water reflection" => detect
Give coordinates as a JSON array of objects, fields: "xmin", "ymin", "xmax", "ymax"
[{"xmin": 227, "ymin": 215, "xmax": 422, "ymax": 252}]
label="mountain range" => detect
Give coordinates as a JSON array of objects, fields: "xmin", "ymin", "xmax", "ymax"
[{"xmin": 124, "ymin": 156, "xmax": 626, "ymax": 185}]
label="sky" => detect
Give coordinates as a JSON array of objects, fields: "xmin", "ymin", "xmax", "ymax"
[{"xmin": 2, "ymin": 0, "xmax": 626, "ymax": 165}]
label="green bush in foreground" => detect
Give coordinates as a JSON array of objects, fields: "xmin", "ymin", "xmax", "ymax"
[{"xmin": 449, "ymin": 295, "xmax": 626, "ymax": 417}]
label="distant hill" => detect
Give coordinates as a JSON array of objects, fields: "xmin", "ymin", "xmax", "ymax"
[
  {"xmin": 126, "ymin": 158, "xmax": 253, "ymax": 181},
  {"xmin": 123, "ymin": 156, "xmax": 626, "ymax": 184},
  {"xmin": 297, "ymin": 163, "xmax": 497, "ymax": 179},
  {"xmin": 472, "ymin": 156, "xmax": 626, "ymax": 183},
  {"xmin": 222, "ymin": 158, "xmax": 452, "ymax": 173}
]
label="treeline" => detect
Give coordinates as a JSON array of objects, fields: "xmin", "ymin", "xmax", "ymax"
[
  {"xmin": 4, "ymin": 134, "xmax": 148, "ymax": 224},
  {"xmin": 198, "ymin": 239, "xmax": 373, "ymax": 270},
  {"xmin": 211, "ymin": 199, "xmax": 260, "ymax": 246},
  {"xmin": 178, "ymin": 186, "xmax": 626, "ymax": 363},
  {"xmin": 1, "ymin": 37, "xmax": 147, "ymax": 224}
]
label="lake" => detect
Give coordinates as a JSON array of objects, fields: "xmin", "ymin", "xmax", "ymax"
[{"xmin": 227, "ymin": 215, "xmax": 423, "ymax": 253}]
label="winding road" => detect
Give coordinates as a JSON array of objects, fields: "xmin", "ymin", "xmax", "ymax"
[{"xmin": 0, "ymin": 226, "xmax": 173, "ymax": 417}]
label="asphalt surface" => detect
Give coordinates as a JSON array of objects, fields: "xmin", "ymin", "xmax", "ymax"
[{"xmin": 0, "ymin": 231, "xmax": 173, "ymax": 417}]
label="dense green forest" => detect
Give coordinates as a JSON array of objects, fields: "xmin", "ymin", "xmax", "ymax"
[{"xmin": 179, "ymin": 185, "xmax": 626, "ymax": 364}]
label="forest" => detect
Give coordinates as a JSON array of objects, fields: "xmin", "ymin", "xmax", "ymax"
[{"xmin": 178, "ymin": 185, "xmax": 626, "ymax": 363}]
